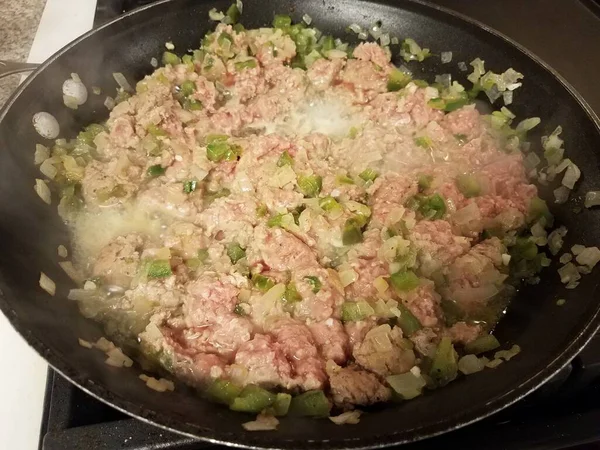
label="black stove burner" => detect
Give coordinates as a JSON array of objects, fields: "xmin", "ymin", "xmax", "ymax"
[{"xmin": 37, "ymin": 1, "xmax": 600, "ymax": 449}]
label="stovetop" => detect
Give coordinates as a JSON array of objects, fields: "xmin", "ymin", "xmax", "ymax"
[{"xmin": 39, "ymin": 1, "xmax": 600, "ymax": 449}]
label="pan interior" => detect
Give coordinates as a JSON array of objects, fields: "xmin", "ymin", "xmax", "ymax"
[{"xmin": 0, "ymin": 0, "xmax": 599, "ymax": 447}]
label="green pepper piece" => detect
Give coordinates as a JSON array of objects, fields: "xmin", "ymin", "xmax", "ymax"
[
  {"xmin": 396, "ymin": 303, "xmax": 422, "ymax": 336},
  {"xmin": 227, "ymin": 242, "xmax": 246, "ymax": 264},
  {"xmin": 282, "ymin": 283, "xmax": 302, "ymax": 305},
  {"xmin": 386, "ymin": 372, "xmax": 426, "ymax": 400},
  {"xmin": 427, "ymin": 98, "xmax": 446, "ymax": 110},
  {"xmin": 206, "ymin": 141, "xmax": 231, "ymax": 162},
  {"xmin": 197, "ymin": 248, "xmax": 210, "ymax": 263},
  {"xmin": 147, "ymin": 124, "xmax": 167, "ymax": 137},
  {"xmin": 182, "ymin": 98, "xmax": 203, "ymax": 111},
  {"xmin": 147, "ymin": 260, "xmax": 172, "ymax": 278},
  {"xmin": 419, "ymin": 193, "xmax": 446, "ymax": 220},
  {"xmin": 206, "ymin": 379, "xmax": 243, "ymax": 405},
  {"xmin": 180, "ymin": 80, "xmax": 196, "ymax": 97},
  {"xmin": 348, "ymin": 126, "xmax": 359, "ymax": 139},
  {"xmin": 510, "ymin": 237, "xmax": 538, "ymax": 261},
  {"xmin": 321, "ymin": 35, "xmax": 335, "ymax": 53},
  {"xmin": 269, "ymin": 393, "xmax": 292, "ymax": 416},
  {"xmin": 464, "ymin": 334, "xmax": 501, "ymax": 355},
  {"xmin": 413, "ymin": 79, "xmax": 429, "ymax": 88},
  {"xmin": 183, "ymin": 180, "xmax": 197, "ymax": 193},
  {"xmin": 289, "ymin": 390, "xmax": 331, "ymax": 417},
  {"xmin": 162, "ymin": 51, "xmax": 181, "ymax": 66},
  {"xmin": 230, "ymin": 385, "xmax": 276, "ymax": 413},
  {"xmin": 206, "ymin": 134, "xmax": 229, "ymax": 144},
  {"xmin": 234, "ymin": 303, "xmax": 248, "ymax": 316},
  {"xmin": 181, "ymin": 54, "xmax": 193, "ymax": 65},
  {"xmin": 253, "ymin": 274, "xmax": 275, "ymax": 292},
  {"xmin": 235, "ymin": 60, "xmax": 258, "ymax": 71},
  {"xmin": 318, "ymin": 196, "xmax": 341, "ymax": 212},
  {"xmin": 429, "ymin": 337, "xmax": 458, "ymax": 387},
  {"xmin": 273, "ymin": 14, "xmax": 292, "ymax": 28},
  {"xmin": 342, "ymin": 218, "xmax": 364, "ymax": 245},
  {"xmin": 414, "ymin": 136, "xmax": 433, "ymax": 149},
  {"xmin": 417, "ymin": 174, "xmax": 433, "ymax": 192},
  {"xmin": 256, "ymin": 203, "xmax": 268, "ymax": 218},
  {"xmin": 147, "ymin": 164, "xmax": 166, "ymax": 177},
  {"xmin": 444, "ymin": 96, "xmax": 469, "ymax": 112},
  {"xmin": 389, "ymin": 270, "xmax": 420, "ymax": 292},
  {"xmin": 76, "ymin": 124, "xmax": 105, "ymax": 147},
  {"xmin": 387, "ymin": 68, "xmax": 412, "ymax": 92},
  {"xmin": 297, "ymin": 174, "xmax": 322, "ymax": 198},
  {"xmin": 336, "ymin": 175, "xmax": 354, "ymax": 185},
  {"xmin": 225, "ymin": 3, "xmax": 240, "ymax": 24},
  {"xmin": 527, "ymin": 196, "xmax": 553, "ymax": 225},
  {"xmin": 456, "ymin": 174, "xmax": 481, "ymax": 198},
  {"xmin": 341, "ymin": 301, "xmax": 375, "ymax": 322},
  {"xmin": 304, "ymin": 276, "xmax": 322, "ymax": 293},
  {"xmin": 359, "ymin": 168, "xmax": 378, "ymax": 182},
  {"xmin": 277, "ymin": 151, "xmax": 294, "ymax": 167},
  {"xmin": 267, "ymin": 213, "xmax": 284, "ymax": 227},
  {"xmin": 454, "ymin": 133, "xmax": 468, "ymax": 145}
]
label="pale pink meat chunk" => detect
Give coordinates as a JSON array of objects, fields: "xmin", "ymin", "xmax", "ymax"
[
  {"xmin": 232, "ymin": 334, "xmax": 295, "ymax": 389},
  {"xmin": 92, "ymin": 234, "xmax": 143, "ymax": 288},
  {"xmin": 369, "ymin": 173, "xmax": 418, "ymax": 226},
  {"xmin": 249, "ymin": 225, "xmax": 318, "ymax": 272},
  {"xmin": 398, "ymin": 280, "xmax": 443, "ymax": 328},
  {"xmin": 352, "ymin": 42, "xmax": 392, "ymax": 69},
  {"xmin": 345, "ymin": 258, "xmax": 388, "ymax": 300},
  {"xmin": 270, "ymin": 319, "xmax": 327, "ymax": 390},
  {"xmin": 306, "ymin": 58, "xmax": 344, "ymax": 90},
  {"xmin": 184, "ymin": 275, "xmax": 239, "ymax": 326},
  {"xmin": 441, "ymin": 104, "xmax": 484, "ymax": 138},
  {"xmin": 308, "ymin": 319, "xmax": 349, "ymax": 364}
]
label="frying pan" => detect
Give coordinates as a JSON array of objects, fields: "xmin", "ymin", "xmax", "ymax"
[{"xmin": 1, "ymin": 0, "xmax": 600, "ymax": 448}]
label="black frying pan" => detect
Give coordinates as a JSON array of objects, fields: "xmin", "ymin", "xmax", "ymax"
[{"xmin": 1, "ymin": 0, "xmax": 600, "ymax": 448}]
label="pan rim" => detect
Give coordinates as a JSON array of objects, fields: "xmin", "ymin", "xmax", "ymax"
[{"xmin": 1, "ymin": 0, "xmax": 600, "ymax": 447}]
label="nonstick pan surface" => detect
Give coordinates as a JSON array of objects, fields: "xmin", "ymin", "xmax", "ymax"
[{"xmin": 1, "ymin": 0, "xmax": 600, "ymax": 448}]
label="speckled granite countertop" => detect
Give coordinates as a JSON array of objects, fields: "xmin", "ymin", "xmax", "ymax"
[{"xmin": 0, "ymin": 0, "xmax": 47, "ymax": 108}]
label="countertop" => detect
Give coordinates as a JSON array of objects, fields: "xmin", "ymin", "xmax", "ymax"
[{"xmin": 0, "ymin": 0, "xmax": 46, "ymax": 107}]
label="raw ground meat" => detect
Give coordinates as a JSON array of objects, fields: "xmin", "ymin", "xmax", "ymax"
[{"xmin": 64, "ymin": 25, "xmax": 540, "ymax": 411}]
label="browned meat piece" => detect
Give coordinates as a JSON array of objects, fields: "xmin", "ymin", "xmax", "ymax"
[
  {"xmin": 328, "ymin": 364, "xmax": 391, "ymax": 407},
  {"xmin": 353, "ymin": 325, "xmax": 416, "ymax": 377}
]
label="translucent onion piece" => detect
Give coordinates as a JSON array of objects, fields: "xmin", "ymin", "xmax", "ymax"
[
  {"xmin": 582, "ymin": 191, "xmax": 600, "ymax": 208},
  {"xmin": 575, "ymin": 247, "xmax": 600, "ymax": 269},
  {"xmin": 243, "ymin": 414, "xmax": 279, "ymax": 431},
  {"xmin": 330, "ymin": 410, "xmax": 362, "ymax": 425},
  {"xmin": 39, "ymin": 272, "xmax": 56, "ymax": 296},
  {"xmin": 112, "ymin": 72, "xmax": 133, "ymax": 92},
  {"xmin": 34, "ymin": 179, "xmax": 51, "ymax": 204},
  {"xmin": 440, "ymin": 51, "xmax": 453, "ymax": 63},
  {"xmin": 553, "ymin": 186, "xmax": 570, "ymax": 204}
]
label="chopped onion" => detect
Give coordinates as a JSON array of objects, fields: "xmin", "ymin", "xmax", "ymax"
[
  {"xmin": 150, "ymin": 57, "xmax": 158, "ymax": 68},
  {"xmin": 105, "ymin": 347, "xmax": 134, "ymax": 368},
  {"xmin": 348, "ymin": 23, "xmax": 362, "ymax": 34},
  {"xmin": 585, "ymin": 191, "xmax": 600, "ymax": 208},
  {"xmin": 338, "ymin": 268, "xmax": 358, "ymax": 287},
  {"xmin": 523, "ymin": 152, "xmax": 541, "ymax": 170},
  {"xmin": 104, "ymin": 96, "xmax": 115, "ymax": 110},
  {"xmin": 302, "ymin": 14, "xmax": 312, "ymax": 25},
  {"xmin": 139, "ymin": 374, "xmax": 174, "ymax": 392},
  {"xmin": 40, "ymin": 158, "xmax": 58, "ymax": 179},
  {"xmin": 486, "ymin": 358, "xmax": 503, "ymax": 369},
  {"xmin": 236, "ymin": 0, "xmax": 243, "ymax": 13},
  {"xmin": 548, "ymin": 226, "xmax": 567, "ymax": 255},
  {"xmin": 243, "ymin": 413, "xmax": 279, "ymax": 431},
  {"xmin": 494, "ymin": 344, "xmax": 521, "ymax": 361},
  {"xmin": 553, "ymin": 186, "xmax": 570, "ymax": 204},
  {"xmin": 57, "ymin": 245, "xmax": 68, "ymax": 258},
  {"xmin": 32, "ymin": 112, "xmax": 60, "ymax": 140},
  {"xmin": 34, "ymin": 144, "xmax": 50, "ymax": 165},
  {"xmin": 165, "ymin": 41, "xmax": 175, "ymax": 50},
  {"xmin": 357, "ymin": 31, "xmax": 368, "ymax": 40},
  {"xmin": 558, "ymin": 262, "xmax": 581, "ymax": 285},
  {"xmin": 83, "ymin": 280, "xmax": 97, "ymax": 290},
  {"xmin": 379, "ymin": 33, "xmax": 390, "ymax": 47},
  {"xmin": 559, "ymin": 253, "xmax": 572, "ymax": 264},
  {"xmin": 78, "ymin": 338, "xmax": 93, "ymax": 349},
  {"xmin": 501, "ymin": 253, "xmax": 511, "ymax": 266},
  {"xmin": 572, "ymin": 244, "xmax": 585, "ymax": 256},
  {"xmin": 34, "ymin": 179, "xmax": 51, "ymax": 204},
  {"xmin": 330, "ymin": 410, "xmax": 362, "ymax": 425},
  {"xmin": 434, "ymin": 73, "xmax": 451, "ymax": 88},
  {"xmin": 112, "ymin": 72, "xmax": 133, "ymax": 92},
  {"xmin": 63, "ymin": 95, "xmax": 79, "ymax": 110},
  {"xmin": 562, "ymin": 162, "xmax": 581, "ymax": 190},
  {"xmin": 62, "ymin": 77, "xmax": 88, "ymax": 106},
  {"xmin": 575, "ymin": 247, "xmax": 600, "ymax": 269},
  {"xmin": 391, "ymin": 36, "xmax": 399, "ymax": 45},
  {"xmin": 441, "ymin": 51, "xmax": 453, "ymax": 63},
  {"xmin": 458, "ymin": 61, "xmax": 468, "ymax": 72},
  {"xmin": 39, "ymin": 272, "xmax": 56, "ymax": 296},
  {"xmin": 515, "ymin": 117, "xmax": 541, "ymax": 134},
  {"xmin": 208, "ymin": 8, "xmax": 225, "ymax": 21},
  {"xmin": 373, "ymin": 276, "xmax": 389, "ymax": 294},
  {"xmin": 92, "ymin": 86, "xmax": 101, "ymax": 95},
  {"xmin": 503, "ymin": 90, "xmax": 513, "ymax": 105},
  {"xmin": 458, "ymin": 354, "xmax": 486, "ymax": 375}
]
